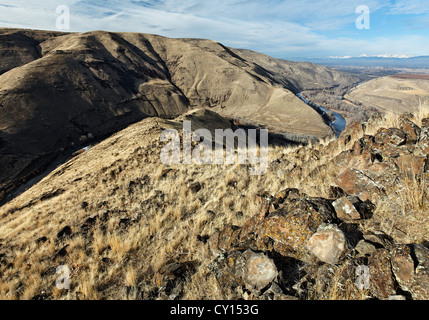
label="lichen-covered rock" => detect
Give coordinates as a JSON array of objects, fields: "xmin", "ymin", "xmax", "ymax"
[
  {"xmin": 391, "ymin": 244, "xmax": 429, "ymax": 300},
  {"xmin": 332, "ymin": 196, "xmax": 361, "ymax": 221},
  {"xmin": 399, "ymin": 115, "xmax": 421, "ymax": 144},
  {"xmin": 374, "ymin": 128, "xmax": 407, "ymax": 147},
  {"xmin": 242, "ymin": 250, "xmax": 278, "ymax": 292},
  {"xmin": 209, "ymin": 195, "xmax": 338, "ymax": 262},
  {"xmin": 307, "ymin": 224, "xmax": 346, "ymax": 265},
  {"xmin": 368, "ymin": 249, "xmax": 396, "ymax": 299},
  {"xmin": 208, "ymin": 199, "xmax": 271, "ymax": 255},
  {"xmin": 259, "ymin": 196, "xmax": 338, "ymax": 262},
  {"xmin": 208, "ymin": 225, "xmax": 251, "ymax": 255},
  {"xmin": 335, "ymin": 168, "xmax": 384, "ymax": 203},
  {"xmin": 210, "ymin": 250, "xmax": 278, "ymax": 296},
  {"xmin": 370, "ymin": 132, "xmax": 412, "ymax": 159},
  {"xmin": 209, "ymin": 251, "xmax": 245, "ymax": 297}
]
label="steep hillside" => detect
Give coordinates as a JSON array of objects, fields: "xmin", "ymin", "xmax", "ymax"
[
  {"xmin": 0, "ymin": 29, "xmax": 64, "ymax": 74},
  {"xmin": 0, "ymin": 28, "xmax": 361, "ymax": 204},
  {"xmin": 0, "ymin": 105, "xmax": 428, "ymax": 300}
]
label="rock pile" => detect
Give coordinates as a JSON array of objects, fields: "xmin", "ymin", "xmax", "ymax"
[
  {"xmin": 203, "ymin": 116, "xmax": 429, "ymax": 300},
  {"xmin": 153, "ymin": 115, "xmax": 429, "ymax": 300},
  {"xmin": 333, "ymin": 116, "xmax": 429, "ymax": 203},
  {"xmin": 204, "ymin": 189, "xmax": 429, "ymax": 300}
]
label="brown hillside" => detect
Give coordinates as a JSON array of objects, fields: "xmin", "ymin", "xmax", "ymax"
[
  {"xmin": 345, "ymin": 76, "xmax": 429, "ymax": 114},
  {"xmin": 0, "ymin": 28, "xmax": 360, "ymax": 204}
]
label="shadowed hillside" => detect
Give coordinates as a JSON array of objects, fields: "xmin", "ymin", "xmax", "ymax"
[{"xmin": 0, "ymin": 28, "xmax": 359, "ymax": 204}]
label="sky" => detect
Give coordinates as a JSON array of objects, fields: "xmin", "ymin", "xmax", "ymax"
[{"xmin": 0, "ymin": 0, "xmax": 428, "ymax": 59}]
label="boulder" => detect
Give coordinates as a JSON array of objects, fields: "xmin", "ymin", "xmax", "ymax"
[
  {"xmin": 394, "ymin": 154, "xmax": 426, "ymax": 176},
  {"xmin": 210, "ymin": 250, "xmax": 278, "ymax": 296},
  {"xmin": 374, "ymin": 128, "xmax": 407, "ymax": 147},
  {"xmin": 242, "ymin": 250, "xmax": 278, "ymax": 292},
  {"xmin": 391, "ymin": 244, "xmax": 429, "ymax": 300},
  {"xmin": 368, "ymin": 249, "xmax": 396, "ymax": 299},
  {"xmin": 307, "ymin": 224, "xmax": 346, "ymax": 265},
  {"xmin": 259, "ymin": 197, "xmax": 338, "ymax": 262},
  {"xmin": 332, "ymin": 196, "xmax": 361, "ymax": 221},
  {"xmin": 335, "ymin": 168, "xmax": 384, "ymax": 203},
  {"xmin": 209, "ymin": 195, "xmax": 338, "ymax": 262},
  {"xmin": 399, "ymin": 116, "xmax": 421, "ymax": 144}
]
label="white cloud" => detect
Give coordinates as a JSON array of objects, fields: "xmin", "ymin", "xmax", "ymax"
[
  {"xmin": 0, "ymin": 0, "xmax": 428, "ymax": 58},
  {"xmin": 388, "ymin": 0, "xmax": 429, "ymax": 15}
]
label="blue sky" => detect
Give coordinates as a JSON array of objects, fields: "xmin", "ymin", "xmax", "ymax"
[{"xmin": 1, "ymin": 0, "xmax": 428, "ymax": 59}]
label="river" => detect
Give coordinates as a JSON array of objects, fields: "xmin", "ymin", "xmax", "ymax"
[{"xmin": 296, "ymin": 92, "xmax": 347, "ymax": 137}]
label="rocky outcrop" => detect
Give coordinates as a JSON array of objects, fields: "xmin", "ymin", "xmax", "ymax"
[
  {"xmin": 208, "ymin": 193, "xmax": 340, "ymax": 263},
  {"xmin": 391, "ymin": 244, "xmax": 429, "ymax": 300},
  {"xmin": 205, "ymin": 189, "xmax": 428, "ymax": 299},
  {"xmin": 333, "ymin": 117, "xmax": 429, "ymax": 204},
  {"xmin": 205, "ymin": 116, "xmax": 429, "ymax": 300}
]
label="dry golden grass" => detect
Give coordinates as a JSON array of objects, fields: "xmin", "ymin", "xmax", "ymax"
[
  {"xmin": 0, "ymin": 105, "xmax": 428, "ymax": 300},
  {"xmin": 345, "ymin": 76, "xmax": 429, "ymax": 116}
]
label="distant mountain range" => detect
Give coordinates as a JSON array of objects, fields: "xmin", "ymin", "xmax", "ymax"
[{"xmin": 302, "ymin": 56, "xmax": 429, "ymax": 69}]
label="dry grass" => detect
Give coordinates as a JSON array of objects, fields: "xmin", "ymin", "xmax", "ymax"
[{"xmin": 0, "ymin": 105, "xmax": 428, "ymax": 300}]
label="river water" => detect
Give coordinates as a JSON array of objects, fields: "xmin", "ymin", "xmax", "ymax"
[{"xmin": 296, "ymin": 92, "xmax": 347, "ymax": 137}]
